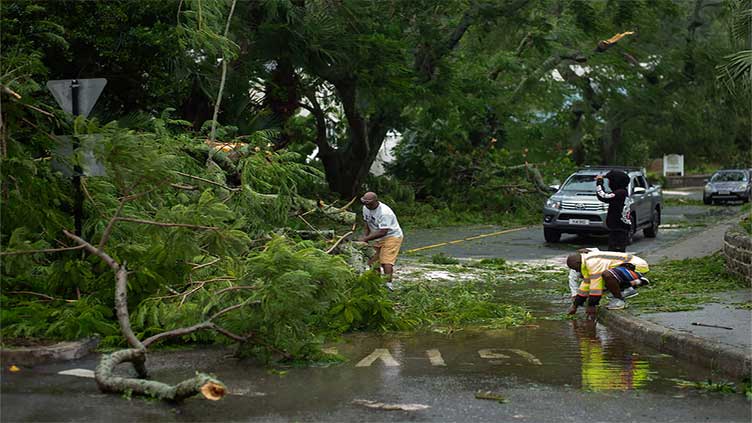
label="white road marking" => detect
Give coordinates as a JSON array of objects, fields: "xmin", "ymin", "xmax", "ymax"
[
  {"xmin": 426, "ymin": 349, "xmax": 446, "ymax": 366},
  {"xmin": 322, "ymin": 347, "xmax": 339, "ymax": 355},
  {"xmin": 478, "ymin": 349, "xmax": 543, "ymax": 365},
  {"xmin": 478, "ymin": 349, "xmax": 510, "ymax": 359},
  {"xmin": 505, "ymin": 349, "xmax": 543, "ymax": 365},
  {"xmin": 356, "ymin": 348, "xmax": 400, "ymax": 367},
  {"xmin": 58, "ymin": 368, "xmax": 95, "ymax": 378},
  {"xmin": 663, "ymin": 190, "xmax": 692, "ymax": 196}
]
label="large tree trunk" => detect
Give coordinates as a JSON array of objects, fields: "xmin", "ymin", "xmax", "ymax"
[
  {"xmin": 314, "ymin": 78, "xmax": 390, "ymax": 197},
  {"xmin": 600, "ymin": 119, "xmax": 623, "ymax": 165},
  {"xmin": 318, "ymin": 121, "xmax": 388, "ymax": 197},
  {"xmin": 181, "ymin": 78, "xmax": 214, "ymax": 130},
  {"xmin": 266, "ymin": 57, "xmax": 300, "ymax": 149}
]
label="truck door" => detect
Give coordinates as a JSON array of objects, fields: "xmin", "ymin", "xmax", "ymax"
[{"xmin": 631, "ymin": 176, "xmax": 649, "ymax": 225}]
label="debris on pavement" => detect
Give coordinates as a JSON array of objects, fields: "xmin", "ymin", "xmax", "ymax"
[
  {"xmin": 58, "ymin": 368, "xmax": 95, "ymax": 378},
  {"xmin": 691, "ymin": 322, "xmax": 733, "ymax": 330},
  {"xmin": 352, "ymin": 399, "xmax": 430, "ymax": 411},
  {"xmin": 475, "ymin": 390, "xmax": 508, "ymax": 403}
]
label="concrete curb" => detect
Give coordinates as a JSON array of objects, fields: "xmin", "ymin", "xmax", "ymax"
[
  {"xmin": 598, "ymin": 309, "xmax": 752, "ymax": 379},
  {"xmin": 1, "ymin": 337, "xmax": 100, "ymax": 367}
]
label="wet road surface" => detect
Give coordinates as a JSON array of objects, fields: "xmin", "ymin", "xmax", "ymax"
[
  {"xmin": 2, "ymin": 202, "xmax": 749, "ymax": 422},
  {"xmin": 402, "ymin": 204, "xmax": 743, "ymax": 263},
  {"xmin": 3, "ymin": 321, "xmax": 749, "ymax": 421},
  {"xmin": 4, "ymin": 281, "xmax": 750, "ymax": 422}
]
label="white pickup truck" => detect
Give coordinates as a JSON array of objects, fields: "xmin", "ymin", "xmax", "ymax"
[{"xmin": 542, "ymin": 166, "xmax": 663, "ymax": 244}]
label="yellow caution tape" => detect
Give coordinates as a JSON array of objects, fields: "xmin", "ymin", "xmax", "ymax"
[{"xmin": 405, "ymin": 226, "xmax": 528, "ymax": 253}]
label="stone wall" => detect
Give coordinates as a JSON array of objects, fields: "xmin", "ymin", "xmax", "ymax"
[
  {"xmin": 665, "ymin": 174, "xmax": 710, "ymax": 188},
  {"xmin": 723, "ymin": 224, "xmax": 752, "ymax": 285}
]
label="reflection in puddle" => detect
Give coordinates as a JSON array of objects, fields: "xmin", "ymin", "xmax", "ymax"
[{"xmin": 572, "ymin": 320, "xmax": 652, "ymax": 392}]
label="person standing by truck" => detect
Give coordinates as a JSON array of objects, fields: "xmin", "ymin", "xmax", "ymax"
[{"xmin": 595, "ymin": 170, "xmax": 632, "ymax": 252}]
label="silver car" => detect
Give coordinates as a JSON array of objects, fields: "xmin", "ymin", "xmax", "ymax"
[
  {"xmin": 542, "ymin": 167, "xmax": 662, "ymax": 243},
  {"xmin": 703, "ymin": 169, "xmax": 751, "ymax": 204}
]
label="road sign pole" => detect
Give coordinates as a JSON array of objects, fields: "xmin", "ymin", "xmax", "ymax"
[
  {"xmin": 46, "ymin": 78, "xmax": 107, "ymax": 236},
  {"xmin": 71, "ymin": 79, "xmax": 83, "ymax": 236}
]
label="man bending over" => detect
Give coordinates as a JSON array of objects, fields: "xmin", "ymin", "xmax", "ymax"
[{"xmin": 566, "ymin": 250, "xmax": 650, "ymax": 318}]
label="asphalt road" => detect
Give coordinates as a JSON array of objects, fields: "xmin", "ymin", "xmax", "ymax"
[
  {"xmin": 2, "ymin": 199, "xmax": 749, "ymax": 422},
  {"xmin": 3, "ymin": 322, "xmax": 750, "ymax": 422},
  {"xmin": 402, "ymin": 203, "xmax": 743, "ymax": 265}
]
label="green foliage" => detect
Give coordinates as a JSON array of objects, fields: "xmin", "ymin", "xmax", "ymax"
[
  {"xmin": 742, "ymin": 378, "xmax": 752, "ymax": 400},
  {"xmin": 328, "ymin": 271, "xmax": 398, "ymax": 332},
  {"xmin": 672, "ymin": 378, "xmax": 738, "ymax": 394},
  {"xmin": 740, "ymin": 214, "xmax": 752, "ymax": 235},
  {"xmin": 230, "ymin": 237, "xmax": 355, "ymax": 361},
  {"xmin": 1, "ymin": 295, "xmax": 118, "ymax": 340},
  {"xmin": 395, "ymin": 281, "xmax": 532, "ymax": 329},
  {"xmin": 630, "ymin": 254, "xmax": 748, "ymax": 313},
  {"xmin": 431, "ymin": 253, "xmax": 460, "ymax": 265},
  {"xmin": 468, "ymin": 258, "xmax": 509, "ymax": 271}
]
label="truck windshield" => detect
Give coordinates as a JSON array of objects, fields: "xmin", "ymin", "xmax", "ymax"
[
  {"xmin": 561, "ymin": 174, "xmax": 610, "ymax": 192},
  {"xmin": 710, "ymin": 172, "xmax": 746, "ymax": 182}
]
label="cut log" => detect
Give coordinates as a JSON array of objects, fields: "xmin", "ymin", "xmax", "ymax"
[{"xmin": 95, "ymin": 348, "xmax": 226, "ymax": 402}]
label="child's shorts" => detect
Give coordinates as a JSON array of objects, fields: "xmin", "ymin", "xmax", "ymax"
[{"xmin": 606, "ymin": 265, "xmax": 643, "ymax": 290}]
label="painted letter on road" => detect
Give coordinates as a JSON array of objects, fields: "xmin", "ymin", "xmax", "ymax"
[{"xmin": 356, "ymin": 348, "xmax": 400, "ymax": 367}]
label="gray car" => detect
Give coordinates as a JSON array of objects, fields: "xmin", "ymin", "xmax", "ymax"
[
  {"xmin": 703, "ymin": 169, "xmax": 751, "ymax": 204},
  {"xmin": 542, "ymin": 167, "xmax": 663, "ymax": 243}
]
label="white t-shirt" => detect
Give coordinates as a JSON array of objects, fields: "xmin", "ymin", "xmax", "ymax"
[{"xmin": 362, "ymin": 203, "xmax": 403, "ymax": 238}]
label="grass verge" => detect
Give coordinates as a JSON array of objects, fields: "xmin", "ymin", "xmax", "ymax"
[{"xmin": 629, "ymin": 253, "xmax": 748, "ymax": 313}]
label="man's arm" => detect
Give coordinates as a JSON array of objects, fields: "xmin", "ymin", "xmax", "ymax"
[
  {"xmin": 595, "ymin": 175, "xmax": 617, "ymax": 203},
  {"xmin": 364, "ymin": 224, "xmax": 371, "ymax": 238},
  {"xmin": 568, "ymin": 269, "xmax": 581, "ymax": 297},
  {"xmin": 360, "ymin": 228, "xmax": 388, "ymax": 242}
]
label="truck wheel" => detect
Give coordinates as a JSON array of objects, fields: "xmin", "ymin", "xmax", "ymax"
[
  {"xmin": 627, "ymin": 215, "xmax": 636, "ymax": 245},
  {"xmin": 544, "ymin": 228, "xmax": 561, "ymax": 243},
  {"xmin": 643, "ymin": 207, "xmax": 660, "ymax": 238},
  {"xmin": 703, "ymin": 195, "xmax": 711, "ymax": 205}
]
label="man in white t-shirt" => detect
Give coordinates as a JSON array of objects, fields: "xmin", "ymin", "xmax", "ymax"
[{"xmin": 359, "ymin": 192, "xmax": 403, "ymax": 291}]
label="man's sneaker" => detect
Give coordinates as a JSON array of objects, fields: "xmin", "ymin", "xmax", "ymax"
[
  {"xmin": 621, "ymin": 287, "xmax": 639, "ymax": 299},
  {"xmin": 638, "ymin": 276, "xmax": 650, "ymax": 286},
  {"xmin": 606, "ymin": 298, "xmax": 627, "ymax": 310},
  {"xmin": 385, "ymin": 282, "xmax": 395, "ymax": 292}
]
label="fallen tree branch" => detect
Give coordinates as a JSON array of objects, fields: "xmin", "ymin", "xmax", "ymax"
[
  {"xmin": 5, "ymin": 291, "xmax": 77, "ymax": 303},
  {"xmin": 0, "ymin": 244, "xmax": 85, "ymax": 256},
  {"xmin": 95, "ymin": 348, "xmax": 226, "ymax": 402},
  {"xmin": 175, "ymin": 171, "xmax": 240, "ymax": 191},
  {"xmin": 326, "ymin": 231, "xmax": 353, "ymax": 254},
  {"xmin": 141, "ymin": 322, "xmax": 214, "ymax": 348},
  {"xmin": 215, "ymin": 285, "xmax": 259, "ymax": 295},
  {"xmin": 98, "ymin": 198, "xmax": 128, "ymax": 249},
  {"xmin": 190, "ymin": 277, "xmax": 236, "ymax": 285},
  {"xmin": 340, "ymin": 196, "xmax": 357, "ymax": 211},
  {"xmin": 208, "ymin": 0, "xmax": 238, "ymax": 143},
  {"xmin": 115, "ymin": 217, "xmax": 220, "ymax": 231},
  {"xmin": 210, "ymin": 324, "xmax": 248, "ymax": 342},
  {"xmin": 493, "ymin": 163, "xmax": 550, "ymax": 195},
  {"xmin": 64, "ymin": 229, "xmax": 243, "ymax": 391},
  {"xmin": 246, "ymin": 186, "xmax": 356, "ymax": 225},
  {"xmin": 210, "ymin": 302, "xmax": 247, "ymax": 321},
  {"xmin": 191, "ymin": 257, "xmax": 221, "ymax": 271},
  {"xmin": 170, "ymin": 183, "xmax": 197, "ymax": 190}
]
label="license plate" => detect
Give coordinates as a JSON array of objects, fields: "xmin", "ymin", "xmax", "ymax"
[
  {"xmin": 719, "ymin": 191, "xmax": 730, "ymax": 195},
  {"xmin": 569, "ymin": 219, "xmax": 590, "ymax": 225}
]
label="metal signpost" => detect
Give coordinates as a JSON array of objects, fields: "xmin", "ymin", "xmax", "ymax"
[{"xmin": 46, "ymin": 79, "xmax": 107, "ymax": 235}]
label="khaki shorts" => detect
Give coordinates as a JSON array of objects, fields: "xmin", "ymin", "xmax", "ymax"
[{"xmin": 373, "ymin": 236, "xmax": 403, "ymax": 265}]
